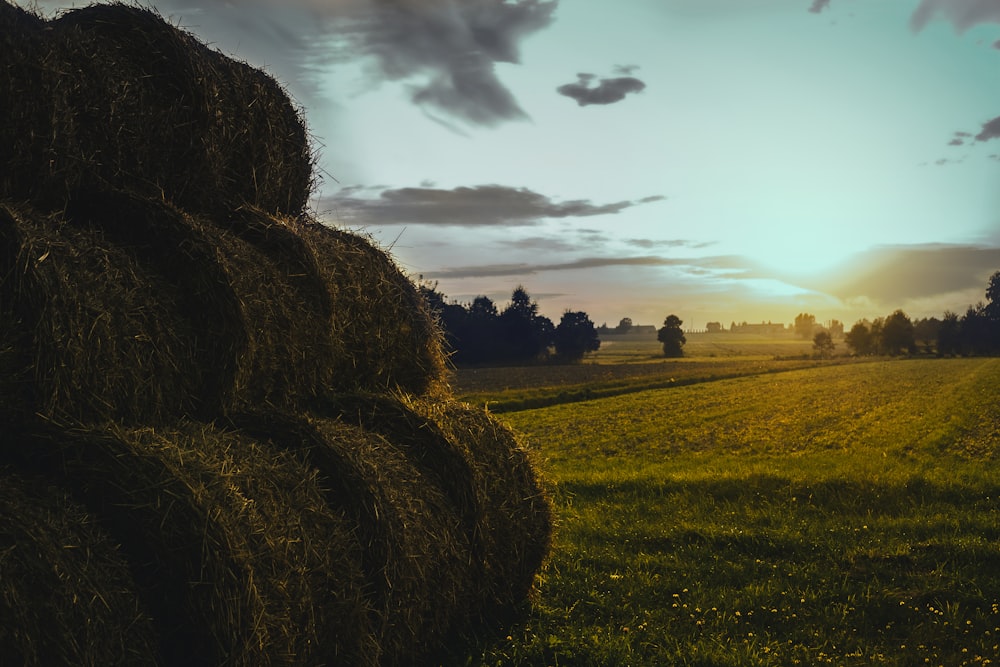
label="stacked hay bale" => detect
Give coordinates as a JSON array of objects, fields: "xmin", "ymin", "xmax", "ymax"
[{"xmin": 0, "ymin": 3, "xmax": 551, "ymax": 666}]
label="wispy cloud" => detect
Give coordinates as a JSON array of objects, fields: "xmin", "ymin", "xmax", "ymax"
[
  {"xmin": 423, "ymin": 255, "xmax": 688, "ymax": 279},
  {"xmin": 557, "ymin": 72, "xmax": 647, "ymax": 107},
  {"xmin": 811, "ymin": 244, "xmax": 1000, "ymax": 305},
  {"xmin": 808, "ymin": 0, "xmax": 831, "ymax": 14},
  {"xmin": 36, "ymin": 0, "xmax": 558, "ymax": 127},
  {"xmin": 975, "ymin": 115, "xmax": 1000, "ymax": 142},
  {"xmin": 910, "ymin": 0, "xmax": 1000, "ymax": 32},
  {"xmin": 322, "ymin": 184, "xmax": 665, "ymax": 227}
]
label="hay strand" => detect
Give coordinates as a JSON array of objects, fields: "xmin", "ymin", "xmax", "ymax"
[
  {"xmin": 1, "ymin": 2, "xmax": 313, "ymax": 215},
  {"xmin": 5, "ymin": 419, "xmax": 374, "ymax": 666},
  {"xmin": 0, "ymin": 466, "xmax": 158, "ymax": 666}
]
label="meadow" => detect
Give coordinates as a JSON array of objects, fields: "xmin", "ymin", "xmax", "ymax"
[{"xmin": 450, "ymin": 348, "xmax": 1000, "ymax": 666}]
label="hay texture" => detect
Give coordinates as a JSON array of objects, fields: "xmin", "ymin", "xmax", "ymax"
[
  {"xmin": 0, "ymin": 2, "xmax": 312, "ymax": 216},
  {"xmin": 0, "ymin": 466, "xmax": 158, "ymax": 666},
  {"xmin": 5, "ymin": 420, "xmax": 374, "ymax": 667},
  {"xmin": 292, "ymin": 217, "xmax": 449, "ymax": 397},
  {"xmin": 229, "ymin": 410, "xmax": 476, "ymax": 667},
  {"xmin": 0, "ymin": 196, "xmax": 448, "ymax": 424}
]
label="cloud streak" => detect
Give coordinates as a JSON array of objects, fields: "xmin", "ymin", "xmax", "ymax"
[
  {"xmin": 323, "ymin": 185, "xmax": 665, "ymax": 227},
  {"xmin": 910, "ymin": 0, "xmax": 1000, "ymax": 32},
  {"xmin": 557, "ymin": 72, "xmax": 647, "ymax": 106},
  {"xmin": 37, "ymin": 0, "xmax": 557, "ymax": 126}
]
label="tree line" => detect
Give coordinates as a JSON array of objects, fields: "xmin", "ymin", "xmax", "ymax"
[
  {"xmin": 418, "ymin": 282, "xmax": 600, "ymax": 365},
  {"xmin": 815, "ymin": 270, "xmax": 1000, "ymax": 357}
]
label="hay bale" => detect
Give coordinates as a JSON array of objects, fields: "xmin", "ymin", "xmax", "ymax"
[
  {"xmin": 6, "ymin": 419, "xmax": 374, "ymax": 666},
  {"xmin": 0, "ymin": 466, "xmax": 158, "ymax": 666},
  {"xmin": 0, "ymin": 195, "xmax": 452, "ymax": 424},
  {"xmin": 292, "ymin": 217, "xmax": 449, "ymax": 397},
  {"xmin": 228, "ymin": 410, "xmax": 476, "ymax": 667},
  {"xmin": 0, "ymin": 2, "xmax": 46, "ymax": 201},
  {"xmin": 0, "ymin": 2, "xmax": 312, "ymax": 215},
  {"xmin": 405, "ymin": 398, "xmax": 553, "ymax": 623},
  {"xmin": 0, "ymin": 199, "xmax": 230, "ymax": 424}
]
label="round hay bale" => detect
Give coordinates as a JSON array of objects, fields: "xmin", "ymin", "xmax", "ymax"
[
  {"xmin": 0, "ymin": 466, "xmax": 158, "ymax": 666},
  {"xmin": 2, "ymin": 2, "xmax": 312, "ymax": 215},
  {"xmin": 291, "ymin": 217, "xmax": 449, "ymax": 397},
  {"xmin": 0, "ymin": 2, "xmax": 46, "ymax": 201},
  {"xmin": 405, "ymin": 398, "xmax": 554, "ymax": 624},
  {"xmin": 6, "ymin": 420, "xmax": 373, "ymax": 666},
  {"xmin": 1, "ymin": 194, "xmax": 450, "ymax": 424},
  {"xmin": 0, "ymin": 199, "xmax": 231, "ymax": 425},
  {"xmin": 227, "ymin": 410, "xmax": 475, "ymax": 667}
]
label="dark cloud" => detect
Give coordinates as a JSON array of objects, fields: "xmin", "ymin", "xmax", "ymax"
[
  {"xmin": 557, "ymin": 73, "xmax": 647, "ymax": 107},
  {"xmin": 975, "ymin": 115, "xmax": 1000, "ymax": 142},
  {"xmin": 948, "ymin": 137, "xmax": 965, "ymax": 146},
  {"xmin": 808, "ymin": 0, "xmax": 831, "ymax": 14},
  {"xmin": 820, "ymin": 244, "xmax": 1000, "ymax": 304},
  {"xmin": 323, "ymin": 184, "xmax": 665, "ymax": 227},
  {"xmin": 36, "ymin": 0, "xmax": 556, "ymax": 127},
  {"xmin": 338, "ymin": 0, "xmax": 557, "ymax": 125},
  {"xmin": 424, "ymin": 255, "xmax": 686, "ymax": 279},
  {"xmin": 626, "ymin": 239, "xmax": 715, "ymax": 250},
  {"xmin": 910, "ymin": 0, "xmax": 1000, "ymax": 32},
  {"xmin": 994, "ymin": 39, "xmax": 1000, "ymax": 49}
]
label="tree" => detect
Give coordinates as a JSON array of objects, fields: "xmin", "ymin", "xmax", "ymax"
[
  {"xmin": 658, "ymin": 314, "xmax": 686, "ymax": 357},
  {"xmin": 937, "ymin": 311, "xmax": 961, "ymax": 356},
  {"xmin": 499, "ymin": 286, "xmax": 553, "ymax": 362},
  {"xmin": 794, "ymin": 313, "xmax": 816, "ymax": 339},
  {"xmin": 881, "ymin": 310, "xmax": 916, "ymax": 356},
  {"xmin": 615, "ymin": 317, "xmax": 633, "ymax": 334},
  {"xmin": 554, "ymin": 311, "xmax": 600, "ymax": 361},
  {"xmin": 986, "ymin": 270, "xmax": 1000, "ymax": 321},
  {"xmin": 845, "ymin": 321, "xmax": 874, "ymax": 356},
  {"xmin": 813, "ymin": 330, "xmax": 835, "ymax": 358}
]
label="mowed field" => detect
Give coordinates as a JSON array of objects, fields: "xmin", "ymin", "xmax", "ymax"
[{"xmin": 453, "ymin": 355, "xmax": 1000, "ymax": 666}]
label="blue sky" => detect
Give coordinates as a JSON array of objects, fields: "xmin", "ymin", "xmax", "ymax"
[{"xmin": 35, "ymin": 0, "xmax": 1000, "ymax": 328}]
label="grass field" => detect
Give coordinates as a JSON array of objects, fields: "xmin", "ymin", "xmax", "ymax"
[
  {"xmin": 451, "ymin": 357, "xmax": 1000, "ymax": 666},
  {"xmin": 451, "ymin": 333, "xmax": 855, "ymax": 413}
]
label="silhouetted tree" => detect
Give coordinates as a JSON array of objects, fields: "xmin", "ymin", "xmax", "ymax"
[
  {"xmin": 658, "ymin": 314, "xmax": 686, "ymax": 357},
  {"xmin": 554, "ymin": 311, "xmax": 600, "ymax": 361},
  {"xmin": 499, "ymin": 286, "xmax": 553, "ymax": 363},
  {"xmin": 986, "ymin": 270, "xmax": 1000, "ymax": 322},
  {"xmin": 881, "ymin": 310, "xmax": 916, "ymax": 356},
  {"xmin": 913, "ymin": 317, "xmax": 941, "ymax": 354},
  {"xmin": 959, "ymin": 304, "xmax": 993, "ymax": 355},
  {"xmin": 813, "ymin": 330, "xmax": 835, "ymax": 358},
  {"xmin": 845, "ymin": 321, "xmax": 874, "ymax": 356},
  {"xmin": 615, "ymin": 317, "xmax": 633, "ymax": 334},
  {"xmin": 794, "ymin": 313, "xmax": 816, "ymax": 339},
  {"xmin": 937, "ymin": 311, "xmax": 961, "ymax": 356}
]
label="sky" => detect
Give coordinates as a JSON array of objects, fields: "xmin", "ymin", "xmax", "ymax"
[{"xmin": 31, "ymin": 0, "xmax": 1000, "ymax": 329}]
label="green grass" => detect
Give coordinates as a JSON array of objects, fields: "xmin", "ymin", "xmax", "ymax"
[{"xmin": 451, "ymin": 358, "xmax": 1000, "ymax": 666}]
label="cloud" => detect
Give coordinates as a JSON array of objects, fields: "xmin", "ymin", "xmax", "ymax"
[
  {"xmin": 557, "ymin": 72, "xmax": 647, "ymax": 106},
  {"xmin": 910, "ymin": 0, "xmax": 1000, "ymax": 32},
  {"xmin": 808, "ymin": 0, "xmax": 831, "ymax": 14},
  {"xmin": 975, "ymin": 115, "xmax": 1000, "ymax": 141},
  {"xmin": 36, "ymin": 0, "xmax": 557, "ymax": 127},
  {"xmin": 817, "ymin": 244, "xmax": 1000, "ymax": 305},
  {"xmin": 322, "ymin": 184, "xmax": 664, "ymax": 227},
  {"xmin": 337, "ymin": 0, "xmax": 557, "ymax": 125},
  {"xmin": 423, "ymin": 255, "xmax": 688, "ymax": 279},
  {"xmin": 626, "ymin": 238, "xmax": 715, "ymax": 250}
]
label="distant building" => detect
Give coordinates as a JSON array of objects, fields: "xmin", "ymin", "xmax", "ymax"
[{"xmin": 730, "ymin": 321, "xmax": 789, "ymax": 335}]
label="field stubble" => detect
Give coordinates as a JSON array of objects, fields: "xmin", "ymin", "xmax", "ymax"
[{"xmin": 455, "ymin": 357, "xmax": 1000, "ymax": 666}]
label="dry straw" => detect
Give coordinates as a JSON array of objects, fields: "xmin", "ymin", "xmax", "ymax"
[
  {"xmin": 228, "ymin": 410, "xmax": 476, "ymax": 667},
  {"xmin": 6, "ymin": 420, "xmax": 374, "ymax": 666},
  {"xmin": 0, "ymin": 2, "xmax": 313, "ymax": 216},
  {"xmin": 292, "ymin": 217, "xmax": 449, "ymax": 397},
  {"xmin": 405, "ymin": 398, "xmax": 554, "ymax": 623},
  {"xmin": 1, "ymin": 196, "xmax": 449, "ymax": 424},
  {"xmin": 0, "ymin": 466, "xmax": 158, "ymax": 666}
]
